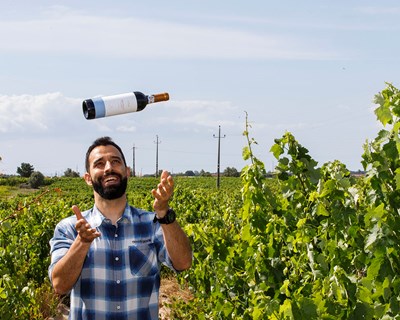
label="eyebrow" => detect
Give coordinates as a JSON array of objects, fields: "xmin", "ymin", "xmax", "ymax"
[{"xmin": 92, "ymin": 155, "xmax": 122, "ymax": 166}]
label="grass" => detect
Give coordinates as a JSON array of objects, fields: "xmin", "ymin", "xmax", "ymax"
[{"xmin": 0, "ymin": 185, "xmax": 37, "ymax": 199}]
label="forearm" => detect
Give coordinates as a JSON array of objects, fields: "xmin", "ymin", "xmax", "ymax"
[
  {"xmin": 161, "ymin": 222, "xmax": 192, "ymax": 271},
  {"xmin": 51, "ymin": 237, "xmax": 91, "ymax": 295}
]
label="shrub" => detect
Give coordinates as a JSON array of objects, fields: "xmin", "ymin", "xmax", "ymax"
[{"xmin": 29, "ymin": 172, "xmax": 45, "ymax": 189}]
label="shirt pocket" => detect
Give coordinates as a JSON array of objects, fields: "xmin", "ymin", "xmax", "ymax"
[{"xmin": 129, "ymin": 243, "xmax": 158, "ymax": 277}]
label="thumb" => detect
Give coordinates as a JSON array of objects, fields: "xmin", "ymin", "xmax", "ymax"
[{"xmin": 72, "ymin": 205, "xmax": 84, "ymax": 220}]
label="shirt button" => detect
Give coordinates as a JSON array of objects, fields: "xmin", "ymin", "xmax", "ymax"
[
  {"xmin": 115, "ymin": 234, "xmax": 118, "ymax": 238},
  {"xmin": 115, "ymin": 257, "xmax": 119, "ymax": 261},
  {"xmin": 116, "ymin": 305, "xmax": 121, "ymax": 310},
  {"xmin": 116, "ymin": 280, "xmax": 121, "ymax": 284}
]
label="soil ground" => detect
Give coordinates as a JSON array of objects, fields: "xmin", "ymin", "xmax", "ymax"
[{"xmin": 159, "ymin": 276, "xmax": 193, "ymax": 319}]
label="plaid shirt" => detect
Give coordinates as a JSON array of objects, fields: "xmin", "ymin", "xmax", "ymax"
[{"xmin": 49, "ymin": 204, "xmax": 175, "ymax": 320}]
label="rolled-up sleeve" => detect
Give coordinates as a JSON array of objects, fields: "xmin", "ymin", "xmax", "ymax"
[{"xmin": 48, "ymin": 217, "xmax": 77, "ymax": 282}]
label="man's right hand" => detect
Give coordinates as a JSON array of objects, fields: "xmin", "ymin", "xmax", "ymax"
[{"xmin": 72, "ymin": 205, "xmax": 101, "ymax": 243}]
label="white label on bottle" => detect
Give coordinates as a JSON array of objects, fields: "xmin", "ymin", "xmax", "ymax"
[{"xmin": 102, "ymin": 92, "xmax": 138, "ymax": 117}]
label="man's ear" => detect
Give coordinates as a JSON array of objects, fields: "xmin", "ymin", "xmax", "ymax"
[
  {"xmin": 84, "ymin": 172, "xmax": 93, "ymax": 186},
  {"xmin": 126, "ymin": 166, "xmax": 132, "ymax": 177}
]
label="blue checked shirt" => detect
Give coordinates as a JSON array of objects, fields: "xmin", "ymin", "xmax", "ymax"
[{"xmin": 49, "ymin": 204, "xmax": 175, "ymax": 320}]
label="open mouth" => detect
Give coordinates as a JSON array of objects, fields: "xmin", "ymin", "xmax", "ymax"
[{"xmin": 102, "ymin": 175, "xmax": 120, "ymax": 186}]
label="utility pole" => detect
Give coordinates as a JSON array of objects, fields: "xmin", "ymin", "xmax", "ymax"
[
  {"xmin": 154, "ymin": 135, "xmax": 161, "ymax": 178},
  {"xmin": 132, "ymin": 144, "xmax": 136, "ymax": 177},
  {"xmin": 213, "ymin": 125, "xmax": 226, "ymax": 188}
]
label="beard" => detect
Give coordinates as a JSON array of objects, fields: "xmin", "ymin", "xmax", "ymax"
[{"xmin": 92, "ymin": 173, "xmax": 128, "ymax": 200}]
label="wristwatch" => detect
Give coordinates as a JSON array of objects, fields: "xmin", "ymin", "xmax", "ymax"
[{"xmin": 153, "ymin": 208, "xmax": 176, "ymax": 224}]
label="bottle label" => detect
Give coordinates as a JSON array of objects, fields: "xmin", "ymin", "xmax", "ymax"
[{"xmin": 96, "ymin": 92, "xmax": 138, "ymax": 117}]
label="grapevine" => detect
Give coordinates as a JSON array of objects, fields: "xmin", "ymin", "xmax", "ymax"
[{"xmin": 1, "ymin": 84, "xmax": 400, "ymax": 319}]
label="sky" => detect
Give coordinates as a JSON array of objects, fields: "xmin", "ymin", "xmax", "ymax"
[{"xmin": 0, "ymin": 1, "xmax": 399, "ymax": 177}]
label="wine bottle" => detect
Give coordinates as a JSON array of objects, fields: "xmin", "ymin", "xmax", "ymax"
[{"xmin": 82, "ymin": 91, "xmax": 169, "ymax": 119}]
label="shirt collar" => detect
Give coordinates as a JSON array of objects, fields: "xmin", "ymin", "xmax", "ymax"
[{"xmin": 89, "ymin": 203, "xmax": 132, "ymax": 227}]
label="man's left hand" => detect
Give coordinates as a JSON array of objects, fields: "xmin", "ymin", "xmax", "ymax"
[{"xmin": 152, "ymin": 170, "xmax": 174, "ymax": 217}]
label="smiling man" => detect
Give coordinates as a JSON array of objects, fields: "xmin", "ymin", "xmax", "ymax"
[{"xmin": 48, "ymin": 136, "xmax": 192, "ymax": 320}]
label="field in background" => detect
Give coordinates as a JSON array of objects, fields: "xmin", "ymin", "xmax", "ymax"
[
  {"xmin": 2, "ymin": 84, "xmax": 400, "ymax": 319},
  {"xmin": 0, "ymin": 175, "xmax": 243, "ymax": 319}
]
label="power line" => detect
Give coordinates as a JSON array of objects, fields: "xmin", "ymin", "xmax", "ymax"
[
  {"xmin": 154, "ymin": 135, "xmax": 161, "ymax": 178},
  {"xmin": 213, "ymin": 125, "xmax": 226, "ymax": 188},
  {"xmin": 131, "ymin": 144, "xmax": 136, "ymax": 177}
]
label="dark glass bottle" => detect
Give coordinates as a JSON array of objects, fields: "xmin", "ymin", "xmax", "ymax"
[{"xmin": 82, "ymin": 91, "xmax": 169, "ymax": 119}]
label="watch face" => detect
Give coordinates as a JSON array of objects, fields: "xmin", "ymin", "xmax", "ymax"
[{"xmin": 166, "ymin": 209, "xmax": 176, "ymax": 223}]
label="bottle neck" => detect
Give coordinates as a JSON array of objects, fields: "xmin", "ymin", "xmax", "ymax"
[{"xmin": 148, "ymin": 93, "xmax": 169, "ymax": 104}]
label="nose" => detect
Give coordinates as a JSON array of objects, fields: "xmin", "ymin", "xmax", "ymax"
[{"xmin": 104, "ymin": 160, "xmax": 113, "ymax": 172}]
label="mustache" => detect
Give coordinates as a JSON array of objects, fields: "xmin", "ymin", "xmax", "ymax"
[
  {"xmin": 97, "ymin": 171, "xmax": 123, "ymax": 183},
  {"xmin": 103, "ymin": 172, "xmax": 122, "ymax": 178}
]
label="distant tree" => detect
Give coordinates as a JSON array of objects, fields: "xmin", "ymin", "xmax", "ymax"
[
  {"xmin": 185, "ymin": 170, "xmax": 196, "ymax": 177},
  {"xmin": 199, "ymin": 169, "xmax": 212, "ymax": 177},
  {"xmin": 29, "ymin": 171, "xmax": 45, "ymax": 188},
  {"xmin": 223, "ymin": 167, "xmax": 240, "ymax": 177},
  {"xmin": 17, "ymin": 163, "xmax": 34, "ymax": 177},
  {"xmin": 63, "ymin": 168, "xmax": 80, "ymax": 177}
]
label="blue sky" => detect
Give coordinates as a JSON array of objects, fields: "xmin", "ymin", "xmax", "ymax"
[{"xmin": 1, "ymin": 1, "xmax": 399, "ymax": 176}]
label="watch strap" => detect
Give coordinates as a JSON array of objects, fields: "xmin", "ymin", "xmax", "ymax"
[{"xmin": 153, "ymin": 208, "xmax": 176, "ymax": 224}]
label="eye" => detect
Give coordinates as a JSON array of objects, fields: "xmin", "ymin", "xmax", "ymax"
[{"xmin": 94, "ymin": 161, "xmax": 105, "ymax": 168}]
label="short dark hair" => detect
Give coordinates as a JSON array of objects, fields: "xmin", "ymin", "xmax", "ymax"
[{"xmin": 85, "ymin": 136, "xmax": 127, "ymax": 172}]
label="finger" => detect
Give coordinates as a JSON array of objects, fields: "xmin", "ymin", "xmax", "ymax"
[
  {"xmin": 90, "ymin": 228, "xmax": 101, "ymax": 237},
  {"xmin": 167, "ymin": 175, "xmax": 174, "ymax": 188},
  {"xmin": 75, "ymin": 219, "xmax": 85, "ymax": 229},
  {"xmin": 72, "ymin": 205, "xmax": 84, "ymax": 220},
  {"xmin": 158, "ymin": 183, "xmax": 168, "ymax": 196},
  {"xmin": 151, "ymin": 188, "xmax": 161, "ymax": 200},
  {"xmin": 160, "ymin": 175, "xmax": 174, "ymax": 195},
  {"xmin": 162, "ymin": 182, "xmax": 174, "ymax": 199},
  {"xmin": 79, "ymin": 231, "xmax": 100, "ymax": 243},
  {"xmin": 75, "ymin": 221, "xmax": 89, "ymax": 233},
  {"xmin": 160, "ymin": 170, "xmax": 169, "ymax": 181}
]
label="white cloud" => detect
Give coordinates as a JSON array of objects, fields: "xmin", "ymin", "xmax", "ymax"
[
  {"xmin": 0, "ymin": 93, "xmax": 80, "ymax": 133},
  {"xmin": 0, "ymin": 92, "xmax": 246, "ymax": 175},
  {"xmin": 0, "ymin": 93, "xmax": 244, "ymax": 136},
  {"xmin": 0, "ymin": 6, "xmax": 338, "ymax": 60},
  {"xmin": 155, "ymin": 100, "xmax": 242, "ymax": 129}
]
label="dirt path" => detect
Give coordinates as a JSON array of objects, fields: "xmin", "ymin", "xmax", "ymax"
[{"xmin": 159, "ymin": 276, "xmax": 193, "ymax": 319}]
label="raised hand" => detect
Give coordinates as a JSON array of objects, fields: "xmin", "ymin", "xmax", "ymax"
[
  {"xmin": 72, "ymin": 205, "xmax": 101, "ymax": 243},
  {"xmin": 151, "ymin": 170, "xmax": 174, "ymax": 217}
]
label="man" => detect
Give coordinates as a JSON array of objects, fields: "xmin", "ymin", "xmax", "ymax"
[{"xmin": 49, "ymin": 136, "xmax": 192, "ymax": 320}]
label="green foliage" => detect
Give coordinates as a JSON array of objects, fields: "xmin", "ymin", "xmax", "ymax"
[
  {"xmin": 63, "ymin": 168, "xmax": 80, "ymax": 177},
  {"xmin": 0, "ymin": 188, "xmax": 69, "ymax": 319},
  {"xmin": 0, "ymin": 175, "xmax": 241, "ymax": 318},
  {"xmin": 2, "ymin": 84, "xmax": 400, "ymax": 319},
  {"xmin": 199, "ymin": 169, "xmax": 212, "ymax": 177},
  {"xmin": 17, "ymin": 163, "xmax": 34, "ymax": 178},
  {"xmin": 29, "ymin": 171, "xmax": 45, "ymax": 189},
  {"xmin": 0, "ymin": 176, "xmax": 28, "ymax": 187},
  {"xmin": 223, "ymin": 167, "xmax": 240, "ymax": 177},
  {"xmin": 174, "ymin": 84, "xmax": 400, "ymax": 319}
]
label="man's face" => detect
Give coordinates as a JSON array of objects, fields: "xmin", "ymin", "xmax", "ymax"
[{"xmin": 85, "ymin": 145, "xmax": 129, "ymax": 200}]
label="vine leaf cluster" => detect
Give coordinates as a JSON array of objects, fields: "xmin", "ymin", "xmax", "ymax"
[{"xmin": 180, "ymin": 83, "xmax": 400, "ymax": 319}]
